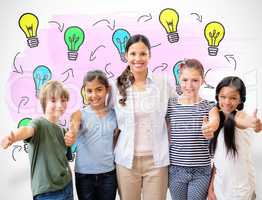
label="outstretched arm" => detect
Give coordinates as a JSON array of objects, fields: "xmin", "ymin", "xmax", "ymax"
[
  {"xmin": 1, "ymin": 127, "xmax": 35, "ymax": 149},
  {"xmin": 235, "ymin": 109, "xmax": 262, "ymax": 132}
]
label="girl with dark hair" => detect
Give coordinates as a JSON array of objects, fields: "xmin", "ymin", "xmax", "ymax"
[
  {"xmin": 166, "ymin": 59, "xmax": 220, "ymax": 200},
  {"xmin": 208, "ymin": 76, "xmax": 262, "ymax": 200},
  {"xmin": 69, "ymin": 70, "xmax": 118, "ymax": 200},
  {"xmin": 112, "ymin": 34, "xmax": 174, "ymax": 200}
]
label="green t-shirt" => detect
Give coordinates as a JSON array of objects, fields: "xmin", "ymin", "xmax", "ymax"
[{"xmin": 26, "ymin": 117, "xmax": 72, "ymax": 196}]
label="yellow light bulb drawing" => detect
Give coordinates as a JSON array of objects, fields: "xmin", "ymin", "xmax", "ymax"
[
  {"xmin": 19, "ymin": 13, "xmax": 39, "ymax": 48},
  {"xmin": 204, "ymin": 21, "xmax": 225, "ymax": 56},
  {"xmin": 81, "ymin": 86, "xmax": 89, "ymax": 106},
  {"xmin": 159, "ymin": 8, "xmax": 179, "ymax": 43}
]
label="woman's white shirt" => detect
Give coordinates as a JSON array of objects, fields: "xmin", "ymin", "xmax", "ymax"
[{"xmin": 110, "ymin": 72, "xmax": 174, "ymax": 169}]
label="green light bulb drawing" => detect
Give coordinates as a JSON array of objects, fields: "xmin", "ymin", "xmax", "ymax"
[
  {"xmin": 17, "ymin": 118, "xmax": 32, "ymax": 128},
  {"xmin": 64, "ymin": 26, "xmax": 85, "ymax": 61},
  {"xmin": 17, "ymin": 118, "xmax": 32, "ymax": 153}
]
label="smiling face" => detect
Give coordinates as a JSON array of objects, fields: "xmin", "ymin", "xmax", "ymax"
[
  {"xmin": 218, "ymin": 86, "xmax": 241, "ymax": 116},
  {"xmin": 85, "ymin": 78, "xmax": 109, "ymax": 110},
  {"xmin": 125, "ymin": 41, "xmax": 150, "ymax": 75},
  {"xmin": 179, "ymin": 67, "xmax": 204, "ymax": 100}
]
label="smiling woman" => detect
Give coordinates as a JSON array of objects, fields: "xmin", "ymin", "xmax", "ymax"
[
  {"xmin": 112, "ymin": 34, "xmax": 174, "ymax": 200},
  {"xmin": 125, "ymin": 41, "xmax": 150, "ymax": 75}
]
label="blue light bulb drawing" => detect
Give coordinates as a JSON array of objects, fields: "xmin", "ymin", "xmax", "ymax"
[
  {"xmin": 33, "ymin": 65, "xmax": 52, "ymax": 97},
  {"xmin": 112, "ymin": 28, "xmax": 131, "ymax": 63},
  {"xmin": 173, "ymin": 60, "xmax": 183, "ymax": 95}
]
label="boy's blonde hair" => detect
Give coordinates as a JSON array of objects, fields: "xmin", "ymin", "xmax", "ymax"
[{"xmin": 39, "ymin": 80, "xmax": 69, "ymax": 113}]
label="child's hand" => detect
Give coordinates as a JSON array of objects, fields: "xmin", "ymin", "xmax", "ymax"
[
  {"xmin": 1, "ymin": 131, "xmax": 15, "ymax": 149},
  {"xmin": 64, "ymin": 130, "xmax": 76, "ymax": 147},
  {"xmin": 202, "ymin": 116, "xmax": 215, "ymax": 139},
  {"xmin": 251, "ymin": 109, "xmax": 262, "ymax": 132},
  {"xmin": 70, "ymin": 110, "xmax": 81, "ymax": 133}
]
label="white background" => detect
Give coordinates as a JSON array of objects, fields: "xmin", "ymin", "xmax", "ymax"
[{"xmin": 0, "ymin": 0, "xmax": 261, "ymax": 199}]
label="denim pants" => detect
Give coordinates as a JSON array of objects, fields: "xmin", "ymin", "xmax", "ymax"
[
  {"xmin": 33, "ymin": 181, "xmax": 73, "ymax": 200},
  {"xmin": 169, "ymin": 165, "xmax": 211, "ymax": 200},
  {"xmin": 75, "ymin": 169, "xmax": 117, "ymax": 200}
]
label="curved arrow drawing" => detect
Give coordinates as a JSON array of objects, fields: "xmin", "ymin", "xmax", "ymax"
[
  {"xmin": 190, "ymin": 13, "xmax": 202, "ymax": 22},
  {"xmin": 204, "ymin": 68, "xmax": 215, "ymax": 89},
  {"xmin": 151, "ymin": 43, "xmax": 161, "ymax": 48},
  {"xmin": 61, "ymin": 68, "xmax": 74, "ymax": 82},
  {"xmin": 137, "ymin": 13, "xmax": 152, "ymax": 22},
  {"xmin": 152, "ymin": 63, "xmax": 168, "ymax": 73},
  {"xmin": 93, "ymin": 19, "xmax": 115, "ymax": 31},
  {"xmin": 104, "ymin": 63, "xmax": 114, "ymax": 79},
  {"xmin": 224, "ymin": 54, "xmax": 237, "ymax": 71},
  {"xmin": 59, "ymin": 119, "xmax": 67, "ymax": 127},
  {"xmin": 89, "ymin": 45, "xmax": 106, "ymax": 61},
  {"xmin": 12, "ymin": 145, "xmax": 22, "ymax": 161},
  {"xmin": 17, "ymin": 96, "xmax": 30, "ymax": 113},
  {"xmin": 13, "ymin": 52, "xmax": 23, "ymax": 74},
  {"xmin": 48, "ymin": 21, "xmax": 64, "ymax": 32}
]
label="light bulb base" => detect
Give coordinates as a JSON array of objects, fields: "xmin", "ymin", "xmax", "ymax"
[
  {"xmin": 68, "ymin": 51, "xmax": 78, "ymax": 61},
  {"xmin": 176, "ymin": 85, "xmax": 183, "ymax": 95},
  {"xmin": 167, "ymin": 32, "xmax": 179, "ymax": 43},
  {"xmin": 27, "ymin": 37, "xmax": 39, "ymax": 48},
  {"xmin": 120, "ymin": 54, "xmax": 127, "ymax": 63},
  {"xmin": 36, "ymin": 89, "xmax": 40, "ymax": 98},
  {"xmin": 208, "ymin": 47, "xmax": 218, "ymax": 56}
]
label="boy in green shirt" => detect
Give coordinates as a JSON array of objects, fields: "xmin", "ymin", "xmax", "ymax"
[{"xmin": 1, "ymin": 80, "xmax": 75, "ymax": 200}]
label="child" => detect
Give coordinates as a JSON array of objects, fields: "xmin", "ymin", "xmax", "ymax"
[
  {"xmin": 1, "ymin": 80, "xmax": 75, "ymax": 200},
  {"xmin": 70, "ymin": 70, "xmax": 118, "ymax": 200},
  {"xmin": 208, "ymin": 76, "xmax": 262, "ymax": 200},
  {"xmin": 166, "ymin": 59, "xmax": 220, "ymax": 200}
]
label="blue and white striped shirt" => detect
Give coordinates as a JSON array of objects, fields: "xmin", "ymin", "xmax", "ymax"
[{"xmin": 167, "ymin": 97, "xmax": 215, "ymax": 167}]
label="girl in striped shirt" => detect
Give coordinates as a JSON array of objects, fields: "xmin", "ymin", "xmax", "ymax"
[{"xmin": 166, "ymin": 59, "xmax": 219, "ymax": 200}]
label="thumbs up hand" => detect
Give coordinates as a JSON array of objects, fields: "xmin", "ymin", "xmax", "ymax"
[
  {"xmin": 202, "ymin": 116, "xmax": 215, "ymax": 139},
  {"xmin": 64, "ymin": 130, "xmax": 76, "ymax": 147}
]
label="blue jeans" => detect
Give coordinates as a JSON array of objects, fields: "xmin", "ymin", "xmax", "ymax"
[
  {"xmin": 169, "ymin": 165, "xmax": 211, "ymax": 200},
  {"xmin": 33, "ymin": 181, "xmax": 73, "ymax": 200},
  {"xmin": 75, "ymin": 169, "xmax": 117, "ymax": 200}
]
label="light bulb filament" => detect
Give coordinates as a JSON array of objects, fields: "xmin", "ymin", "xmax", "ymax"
[
  {"xmin": 43, "ymin": 74, "xmax": 49, "ymax": 81},
  {"xmin": 167, "ymin": 21, "xmax": 175, "ymax": 32},
  {"xmin": 69, "ymin": 34, "xmax": 80, "ymax": 51},
  {"xmin": 209, "ymin": 29, "xmax": 221, "ymax": 46},
  {"xmin": 116, "ymin": 37, "xmax": 128, "ymax": 53},
  {"xmin": 26, "ymin": 25, "xmax": 34, "ymax": 37}
]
